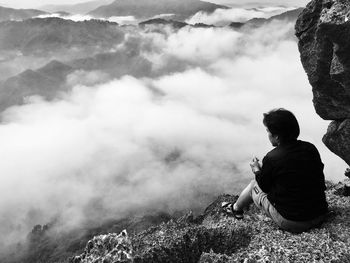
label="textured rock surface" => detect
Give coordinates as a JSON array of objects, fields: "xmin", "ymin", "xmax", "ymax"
[
  {"xmin": 71, "ymin": 231, "xmax": 133, "ymax": 263},
  {"xmin": 323, "ymin": 119, "xmax": 350, "ymax": 165},
  {"xmin": 296, "ymin": 0, "xmax": 350, "ymax": 165}
]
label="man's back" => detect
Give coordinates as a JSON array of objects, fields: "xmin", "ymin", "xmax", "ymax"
[{"xmin": 258, "ymin": 140, "xmax": 328, "ymax": 221}]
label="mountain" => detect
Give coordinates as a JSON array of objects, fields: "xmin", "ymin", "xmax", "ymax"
[
  {"xmin": 0, "ymin": 17, "xmax": 124, "ymax": 54},
  {"xmin": 139, "ymin": 18, "xmax": 188, "ymax": 29},
  {"xmin": 0, "ymin": 6, "xmax": 48, "ymax": 22},
  {"xmin": 0, "ymin": 49, "xmax": 153, "ymax": 112},
  {"xmin": 0, "ymin": 60, "xmax": 74, "ymax": 112},
  {"xmin": 139, "ymin": 18, "xmax": 214, "ymax": 29},
  {"xmin": 40, "ymin": 0, "xmax": 113, "ymax": 15},
  {"xmin": 229, "ymin": 8, "xmax": 304, "ymax": 30},
  {"xmin": 89, "ymin": 0, "xmax": 228, "ymax": 20},
  {"xmin": 246, "ymin": 7, "xmax": 304, "ymax": 26}
]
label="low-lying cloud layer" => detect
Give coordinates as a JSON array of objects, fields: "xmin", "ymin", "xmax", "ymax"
[
  {"xmin": 36, "ymin": 13, "xmax": 138, "ymax": 25},
  {"xmin": 186, "ymin": 6, "xmax": 297, "ymax": 25},
  {"xmin": 0, "ymin": 8, "xmax": 347, "ymax": 251}
]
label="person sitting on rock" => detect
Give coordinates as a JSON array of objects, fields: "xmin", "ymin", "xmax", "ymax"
[{"xmin": 222, "ymin": 108, "xmax": 328, "ymax": 233}]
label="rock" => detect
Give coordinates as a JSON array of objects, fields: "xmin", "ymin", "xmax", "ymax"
[
  {"xmin": 64, "ymin": 185, "xmax": 350, "ymax": 262},
  {"xmin": 295, "ymin": 0, "xmax": 350, "ymax": 166},
  {"xmin": 70, "ymin": 230, "xmax": 133, "ymax": 263},
  {"xmin": 332, "ymin": 179, "xmax": 350, "ymax": 196},
  {"xmin": 345, "ymin": 168, "xmax": 350, "ymax": 179},
  {"xmin": 323, "ymin": 119, "xmax": 350, "ymax": 165},
  {"xmin": 71, "ymin": 195, "xmax": 252, "ymax": 263}
]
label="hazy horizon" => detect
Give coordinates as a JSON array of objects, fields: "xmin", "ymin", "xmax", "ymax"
[{"xmin": 0, "ymin": 0, "xmax": 309, "ymax": 10}]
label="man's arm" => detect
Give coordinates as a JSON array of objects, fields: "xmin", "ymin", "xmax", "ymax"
[{"xmin": 254, "ymin": 156, "xmax": 274, "ymax": 193}]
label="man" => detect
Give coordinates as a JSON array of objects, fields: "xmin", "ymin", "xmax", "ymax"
[{"xmin": 222, "ymin": 108, "xmax": 328, "ymax": 233}]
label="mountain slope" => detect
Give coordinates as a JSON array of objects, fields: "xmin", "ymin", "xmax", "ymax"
[
  {"xmin": 1, "ymin": 213, "xmax": 172, "ymax": 263},
  {"xmin": 0, "ymin": 60, "xmax": 74, "ymax": 111},
  {"xmin": 229, "ymin": 7, "xmax": 304, "ymax": 37},
  {"xmin": 0, "ymin": 6, "xmax": 47, "ymax": 22},
  {"xmin": 70, "ymin": 181, "xmax": 350, "ymax": 263},
  {"xmin": 5, "ymin": 181, "xmax": 348, "ymax": 263},
  {"xmin": 89, "ymin": 0, "xmax": 228, "ymax": 20},
  {"xmin": 246, "ymin": 7, "xmax": 304, "ymax": 26},
  {"xmin": 0, "ymin": 48, "xmax": 153, "ymax": 112},
  {"xmin": 0, "ymin": 18, "xmax": 124, "ymax": 54}
]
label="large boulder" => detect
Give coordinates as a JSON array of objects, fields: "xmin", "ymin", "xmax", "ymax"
[{"xmin": 295, "ymin": 0, "xmax": 350, "ymax": 165}]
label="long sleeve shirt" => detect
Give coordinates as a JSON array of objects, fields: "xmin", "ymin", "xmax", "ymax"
[{"xmin": 255, "ymin": 140, "xmax": 328, "ymax": 221}]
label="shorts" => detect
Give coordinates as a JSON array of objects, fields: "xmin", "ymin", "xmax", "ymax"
[{"xmin": 251, "ymin": 180, "xmax": 326, "ymax": 233}]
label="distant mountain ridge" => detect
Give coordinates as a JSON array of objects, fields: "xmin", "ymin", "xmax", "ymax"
[
  {"xmin": 246, "ymin": 7, "xmax": 304, "ymax": 25},
  {"xmin": 0, "ymin": 6, "xmax": 48, "ymax": 22},
  {"xmin": 40, "ymin": 0, "xmax": 113, "ymax": 14},
  {"xmin": 0, "ymin": 52, "xmax": 152, "ymax": 112},
  {"xmin": 89, "ymin": 0, "xmax": 228, "ymax": 20},
  {"xmin": 139, "ymin": 18, "xmax": 214, "ymax": 29},
  {"xmin": 0, "ymin": 17, "xmax": 124, "ymax": 54},
  {"xmin": 0, "ymin": 60, "xmax": 74, "ymax": 112},
  {"xmin": 229, "ymin": 7, "xmax": 304, "ymax": 28}
]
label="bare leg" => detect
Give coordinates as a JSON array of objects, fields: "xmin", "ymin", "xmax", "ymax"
[{"xmin": 234, "ymin": 180, "xmax": 255, "ymax": 211}]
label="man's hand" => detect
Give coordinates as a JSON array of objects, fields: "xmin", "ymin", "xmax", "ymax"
[{"xmin": 250, "ymin": 157, "xmax": 261, "ymax": 174}]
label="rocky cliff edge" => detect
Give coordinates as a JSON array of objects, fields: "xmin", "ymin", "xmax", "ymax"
[
  {"xmin": 295, "ymin": 0, "xmax": 350, "ymax": 165},
  {"xmin": 71, "ymin": 181, "xmax": 350, "ymax": 263}
]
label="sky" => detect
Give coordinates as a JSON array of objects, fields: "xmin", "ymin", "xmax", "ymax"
[{"xmin": 0, "ymin": 0, "xmax": 310, "ymax": 9}]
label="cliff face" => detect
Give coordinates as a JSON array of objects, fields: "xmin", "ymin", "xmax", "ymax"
[
  {"xmin": 70, "ymin": 182, "xmax": 350, "ymax": 263},
  {"xmin": 295, "ymin": 0, "xmax": 350, "ymax": 165}
]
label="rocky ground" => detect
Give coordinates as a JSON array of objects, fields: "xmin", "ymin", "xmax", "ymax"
[{"xmin": 71, "ymin": 179, "xmax": 350, "ymax": 263}]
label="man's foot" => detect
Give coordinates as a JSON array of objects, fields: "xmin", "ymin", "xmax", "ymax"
[{"xmin": 221, "ymin": 202, "xmax": 244, "ymax": 219}]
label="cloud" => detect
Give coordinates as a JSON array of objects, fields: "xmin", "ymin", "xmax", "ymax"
[
  {"xmin": 36, "ymin": 13, "xmax": 95, "ymax": 21},
  {"xmin": 0, "ymin": 15, "xmax": 347, "ymax": 251},
  {"xmin": 108, "ymin": 16, "xmax": 138, "ymax": 25},
  {"xmin": 36, "ymin": 13, "xmax": 138, "ymax": 25},
  {"xmin": 186, "ymin": 6, "xmax": 297, "ymax": 26},
  {"xmin": 66, "ymin": 70, "xmax": 110, "ymax": 86},
  {"xmin": 0, "ymin": 75, "xmax": 247, "ymax": 247},
  {"xmin": 160, "ymin": 27, "xmax": 242, "ymax": 62}
]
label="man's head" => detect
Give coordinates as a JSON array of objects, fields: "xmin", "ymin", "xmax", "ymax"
[{"xmin": 263, "ymin": 108, "xmax": 300, "ymax": 146}]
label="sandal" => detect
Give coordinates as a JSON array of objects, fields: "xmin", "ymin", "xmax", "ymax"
[{"xmin": 221, "ymin": 202, "xmax": 244, "ymax": 219}]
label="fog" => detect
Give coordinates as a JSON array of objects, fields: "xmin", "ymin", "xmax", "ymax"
[
  {"xmin": 36, "ymin": 13, "xmax": 138, "ymax": 25},
  {"xmin": 186, "ymin": 6, "xmax": 297, "ymax": 25},
  {"xmin": 0, "ymin": 7, "xmax": 347, "ymax": 251}
]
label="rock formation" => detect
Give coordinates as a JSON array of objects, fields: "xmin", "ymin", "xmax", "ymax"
[
  {"xmin": 71, "ymin": 230, "xmax": 133, "ymax": 263},
  {"xmin": 295, "ymin": 0, "xmax": 350, "ymax": 166}
]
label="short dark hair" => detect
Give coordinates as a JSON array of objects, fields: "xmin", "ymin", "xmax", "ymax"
[{"xmin": 263, "ymin": 108, "xmax": 300, "ymax": 141}]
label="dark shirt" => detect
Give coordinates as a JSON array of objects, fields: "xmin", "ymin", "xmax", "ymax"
[{"xmin": 255, "ymin": 140, "xmax": 328, "ymax": 221}]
